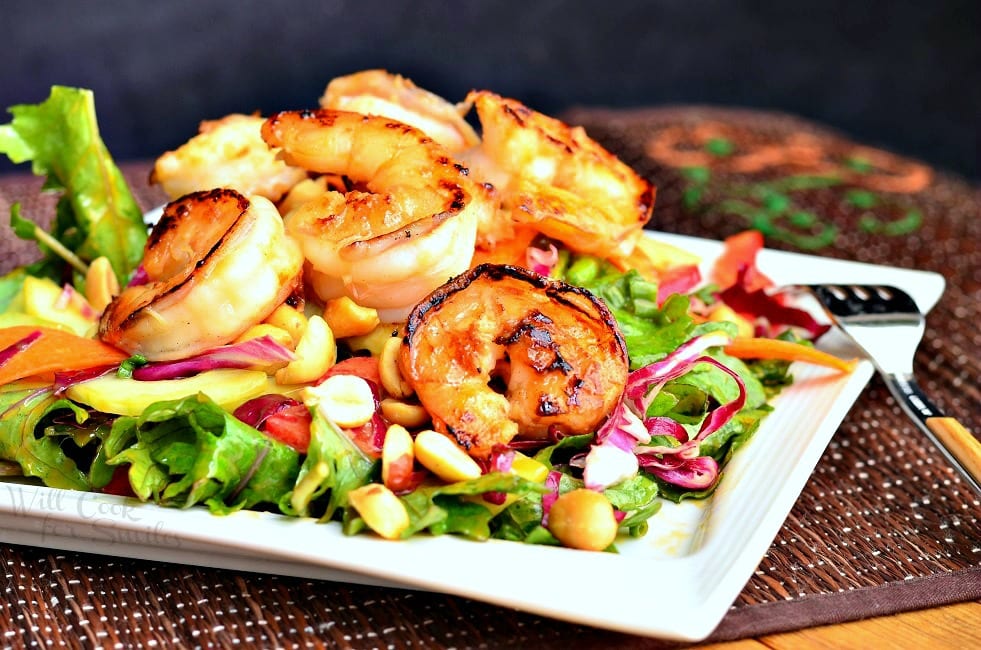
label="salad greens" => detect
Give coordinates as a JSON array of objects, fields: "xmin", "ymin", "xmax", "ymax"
[
  {"xmin": 104, "ymin": 395, "xmax": 301, "ymax": 514},
  {"xmin": 0, "ymin": 85, "xmax": 147, "ymax": 288},
  {"xmin": 282, "ymin": 413, "xmax": 375, "ymax": 521},
  {"xmin": 0, "ymin": 380, "xmax": 107, "ymax": 490},
  {"xmin": 0, "ymin": 85, "xmax": 802, "ymax": 551}
]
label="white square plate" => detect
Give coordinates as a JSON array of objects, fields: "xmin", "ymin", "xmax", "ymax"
[{"xmin": 0, "ymin": 233, "xmax": 945, "ymax": 641}]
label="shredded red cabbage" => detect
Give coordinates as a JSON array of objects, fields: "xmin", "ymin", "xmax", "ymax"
[
  {"xmin": 53, "ymin": 365, "xmax": 117, "ymax": 395},
  {"xmin": 624, "ymin": 331, "xmax": 733, "ymax": 415},
  {"xmin": 540, "ymin": 470, "xmax": 563, "ymax": 526},
  {"xmin": 480, "ymin": 448, "xmax": 517, "ymax": 504},
  {"xmin": 0, "ymin": 329, "xmax": 42, "ymax": 369},
  {"xmin": 690, "ymin": 356, "xmax": 747, "ymax": 439},
  {"xmin": 644, "ymin": 416, "xmax": 689, "ymax": 442},
  {"xmin": 586, "ymin": 331, "xmax": 746, "ymax": 491},
  {"xmin": 718, "ymin": 269, "xmax": 829, "ymax": 339},
  {"xmin": 594, "ymin": 397, "xmax": 650, "ymax": 451},
  {"xmin": 491, "ymin": 448, "xmax": 516, "ymax": 473},
  {"xmin": 127, "ymin": 265, "xmax": 149, "ymax": 287},
  {"xmin": 638, "ymin": 455, "xmax": 719, "ymax": 490},
  {"xmin": 132, "ymin": 335, "xmax": 295, "ymax": 380}
]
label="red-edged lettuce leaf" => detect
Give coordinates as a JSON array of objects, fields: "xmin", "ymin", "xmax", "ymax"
[
  {"xmin": 0, "ymin": 380, "xmax": 97, "ymax": 489},
  {"xmin": 0, "ymin": 86, "xmax": 147, "ymax": 286}
]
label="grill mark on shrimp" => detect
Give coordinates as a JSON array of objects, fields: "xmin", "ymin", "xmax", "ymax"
[{"xmin": 400, "ymin": 263, "xmax": 628, "ymax": 457}]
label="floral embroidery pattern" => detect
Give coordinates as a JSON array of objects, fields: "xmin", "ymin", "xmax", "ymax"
[{"xmin": 645, "ymin": 122, "xmax": 931, "ymax": 250}]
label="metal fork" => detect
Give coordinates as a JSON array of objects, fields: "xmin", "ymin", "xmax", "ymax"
[{"xmin": 803, "ymin": 284, "xmax": 981, "ymax": 494}]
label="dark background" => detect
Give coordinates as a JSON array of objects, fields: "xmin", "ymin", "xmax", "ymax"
[{"xmin": 2, "ymin": 1, "xmax": 978, "ymax": 179}]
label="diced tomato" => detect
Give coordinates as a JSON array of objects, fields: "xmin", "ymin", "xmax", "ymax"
[
  {"xmin": 656, "ymin": 264, "xmax": 701, "ymax": 305},
  {"xmin": 344, "ymin": 412, "xmax": 385, "ymax": 459},
  {"xmin": 383, "ymin": 452, "xmax": 418, "ymax": 493},
  {"xmin": 262, "ymin": 403, "xmax": 313, "ymax": 453},
  {"xmin": 318, "ymin": 355, "xmax": 381, "ymax": 386},
  {"xmin": 100, "ymin": 466, "xmax": 136, "ymax": 497},
  {"xmin": 712, "ymin": 230, "xmax": 773, "ymax": 292}
]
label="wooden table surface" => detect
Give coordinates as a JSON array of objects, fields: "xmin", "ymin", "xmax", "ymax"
[{"xmin": 705, "ymin": 601, "xmax": 979, "ymax": 650}]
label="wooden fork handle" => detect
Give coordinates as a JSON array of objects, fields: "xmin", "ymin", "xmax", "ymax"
[
  {"xmin": 882, "ymin": 373, "xmax": 980, "ymax": 494},
  {"xmin": 925, "ymin": 417, "xmax": 981, "ymax": 486}
]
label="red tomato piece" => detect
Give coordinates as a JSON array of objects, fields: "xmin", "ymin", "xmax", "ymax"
[
  {"xmin": 100, "ymin": 466, "xmax": 136, "ymax": 497},
  {"xmin": 344, "ymin": 412, "xmax": 385, "ymax": 459},
  {"xmin": 262, "ymin": 403, "xmax": 313, "ymax": 453},
  {"xmin": 318, "ymin": 355, "xmax": 381, "ymax": 386}
]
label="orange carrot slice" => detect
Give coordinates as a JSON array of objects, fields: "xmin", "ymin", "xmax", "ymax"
[
  {"xmin": 724, "ymin": 337, "xmax": 857, "ymax": 373},
  {"xmin": 0, "ymin": 326, "xmax": 129, "ymax": 387}
]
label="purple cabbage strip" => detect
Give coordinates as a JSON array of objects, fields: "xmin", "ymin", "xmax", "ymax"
[
  {"xmin": 644, "ymin": 416, "xmax": 689, "ymax": 442},
  {"xmin": 639, "ymin": 455, "xmax": 719, "ymax": 490},
  {"xmin": 718, "ymin": 278, "xmax": 829, "ymax": 339},
  {"xmin": 0, "ymin": 329, "xmax": 42, "ymax": 369},
  {"xmin": 132, "ymin": 335, "xmax": 295, "ymax": 381},
  {"xmin": 540, "ymin": 470, "xmax": 563, "ymax": 526},
  {"xmin": 53, "ymin": 365, "xmax": 117, "ymax": 395},
  {"xmin": 690, "ymin": 356, "xmax": 747, "ymax": 441},
  {"xmin": 590, "ymin": 329, "xmax": 746, "ymax": 491},
  {"xmin": 624, "ymin": 331, "xmax": 733, "ymax": 415},
  {"xmin": 127, "ymin": 265, "xmax": 149, "ymax": 287},
  {"xmin": 483, "ymin": 450, "xmax": 512, "ymax": 506},
  {"xmin": 491, "ymin": 448, "xmax": 516, "ymax": 473},
  {"xmin": 594, "ymin": 397, "xmax": 650, "ymax": 451}
]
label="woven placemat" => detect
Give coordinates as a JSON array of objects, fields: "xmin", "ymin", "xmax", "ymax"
[{"xmin": 1, "ymin": 107, "xmax": 979, "ymax": 648}]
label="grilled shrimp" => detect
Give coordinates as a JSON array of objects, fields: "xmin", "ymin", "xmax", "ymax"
[
  {"xmin": 464, "ymin": 91, "xmax": 655, "ymax": 258},
  {"xmin": 151, "ymin": 114, "xmax": 308, "ymax": 201},
  {"xmin": 99, "ymin": 189, "xmax": 304, "ymax": 360},
  {"xmin": 261, "ymin": 109, "xmax": 492, "ymax": 322},
  {"xmin": 399, "ymin": 264, "xmax": 628, "ymax": 458},
  {"xmin": 320, "ymin": 69, "xmax": 479, "ymax": 152}
]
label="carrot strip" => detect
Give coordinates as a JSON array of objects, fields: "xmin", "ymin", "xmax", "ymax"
[
  {"xmin": 724, "ymin": 337, "xmax": 857, "ymax": 373},
  {"xmin": 0, "ymin": 326, "xmax": 129, "ymax": 387}
]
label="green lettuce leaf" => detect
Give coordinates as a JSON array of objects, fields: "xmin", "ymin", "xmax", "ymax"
[
  {"xmin": 281, "ymin": 413, "xmax": 376, "ymax": 522},
  {"xmin": 603, "ymin": 472, "xmax": 661, "ymax": 531},
  {"xmin": 0, "ymin": 85, "xmax": 147, "ymax": 285},
  {"xmin": 0, "ymin": 381, "xmax": 95, "ymax": 489},
  {"xmin": 559, "ymin": 258, "xmax": 731, "ymax": 369},
  {"xmin": 393, "ymin": 472, "xmax": 549, "ymax": 540},
  {"xmin": 104, "ymin": 394, "xmax": 301, "ymax": 513}
]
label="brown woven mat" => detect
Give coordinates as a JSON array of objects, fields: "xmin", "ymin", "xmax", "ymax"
[{"xmin": 1, "ymin": 106, "xmax": 979, "ymax": 648}]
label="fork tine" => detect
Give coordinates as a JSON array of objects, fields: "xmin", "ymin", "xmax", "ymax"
[{"xmin": 806, "ymin": 284, "xmax": 920, "ymax": 316}]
